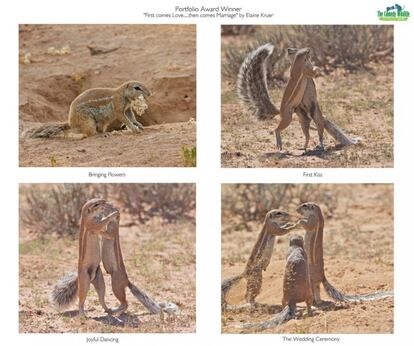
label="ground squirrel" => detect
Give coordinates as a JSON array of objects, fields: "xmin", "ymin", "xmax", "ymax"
[
  {"xmin": 27, "ymin": 81, "xmax": 150, "ymax": 139},
  {"xmin": 50, "ymin": 198, "xmax": 121, "ymax": 315},
  {"xmin": 50, "ymin": 198, "xmax": 179, "ymax": 319},
  {"xmin": 237, "ymin": 44, "xmax": 361, "ymax": 151},
  {"xmin": 295, "ymin": 202, "xmax": 393, "ymax": 303},
  {"xmin": 221, "ymin": 210, "xmax": 296, "ymax": 310},
  {"xmin": 241, "ymin": 235, "xmax": 313, "ymax": 331}
]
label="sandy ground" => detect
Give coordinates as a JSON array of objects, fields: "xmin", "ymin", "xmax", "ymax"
[
  {"xmin": 221, "ymin": 185, "xmax": 394, "ymax": 333},
  {"xmin": 221, "ymin": 34, "xmax": 393, "ymax": 168},
  {"xmin": 19, "ymin": 200, "xmax": 196, "ymax": 333},
  {"xmin": 19, "ymin": 24, "xmax": 196, "ymax": 167}
]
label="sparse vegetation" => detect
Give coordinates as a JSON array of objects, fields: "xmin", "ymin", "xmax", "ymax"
[
  {"xmin": 47, "ymin": 45, "xmax": 70, "ymax": 56},
  {"xmin": 222, "ymin": 184, "xmax": 394, "ymax": 333},
  {"xmin": 222, "ymin": 184, "xmax": 340, "ymax": 231},
  {"xmin": 221, "ymin": 25, "xmax": 256, "ymax": 36},
  {"xmin": 19, "ymin": 183, "xmax": 196, "ymax": 333},
  {"xmin": 19, "ymin": 24, "xmax": 196, "ymax": 168},
  {"xmin": 181, "ymin": 145, "xmax": 196, "ymax": 167},
  {"xmin": 19, "ymin": 51, "xmax": 32, "ymax": 64},
  {"xmin": 114, "ymin": 183, "xmax": 196, "ymax": 224},
  {"xmin": 20, "ymin": 184, "xmax": 105, "ymax": 238},
  {"xmin": 222, "ymin": 25, "xmax": 393, "ymax": 82},
  {"xmin": 221, "ymin": 25, "xmax": 394, "ymax": 168},
  {"xmin": 49, "ymin": 155, "xmax": 57, "ymax": 167},
  {"xmin": 20, "ymin": 184, "xmax": 195, "ymax": 238}
]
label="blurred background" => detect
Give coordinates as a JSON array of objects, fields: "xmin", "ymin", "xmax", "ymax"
[
  {"xmin": 20, "ymin": 183, "xmax": 195, "ymax": 238},
  {"xmin": 19, "ymin": 183, "xmax": 196, "ymax": 333}
]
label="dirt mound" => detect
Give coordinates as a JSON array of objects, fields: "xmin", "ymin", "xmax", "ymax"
[
  {"xmin": 20, "ymin": 74, "xmax": 81, "ymax": 122},
  {"xmin": 20, "ymin": 70, "xmax": 195, "ymax": 126},
  {"xmin": 141, "ymin": 69, "xmax": 196, "ymax": 125},
  {"xmin": 19, "ymin": 24, "xmax": 196, "ymax": 167}
]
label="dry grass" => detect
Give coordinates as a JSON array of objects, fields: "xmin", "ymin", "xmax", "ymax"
[
  {"xmin": 222, "ymin": 184, "xmax": 394, "ymax": 333},
  {"xmin": 20, "ymin": 220, "xmax": 196, "ymax": 333},
  {"xmin": 222, "ymin": 25, "xmax": 393, "ymax": 81},
  {"xmin": 19, "ymin": 184, "xmax": 196, "ymax": 333},
  {"xmin": 221, "ymin": 27, "xmax": 393, "ymax": 168}
]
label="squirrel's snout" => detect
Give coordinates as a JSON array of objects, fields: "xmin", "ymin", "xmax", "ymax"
[{"xmin": 295, "ymin": 205, "xmax": 305, "ymax": 215}]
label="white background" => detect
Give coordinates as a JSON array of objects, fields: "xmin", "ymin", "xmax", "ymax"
[{"xmin": 1, "ymin": 0, "xmax": 413, "ymax": 344}]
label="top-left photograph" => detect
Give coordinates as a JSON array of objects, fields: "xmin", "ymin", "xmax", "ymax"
[{"xmin": 19, "ymin": 24, "xmax": 196, "ymax": 167}]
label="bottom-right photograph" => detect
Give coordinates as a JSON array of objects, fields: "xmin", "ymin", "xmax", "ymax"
[{"xmin": 221, "ymin": 184, "xmax": 394, "ymax": 334}]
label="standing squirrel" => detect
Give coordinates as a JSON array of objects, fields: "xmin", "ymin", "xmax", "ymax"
[
  {"xmin": 50, "ymin": 198, "xmax": 121, "ymax": 316},
  {"xmin": 221, "ymin": 210, "xmax": 296, "ymax": 310},
  {"xmin": 241, "ymin": 235, "xmax": 313, "ymax": 331},
  {"xmin": 237, "ymin": 44, "xmax": 361, "ymax": 151},
  {"xmin": 295, "ymin": 202, "xmax": 393, "ymax": 303}
]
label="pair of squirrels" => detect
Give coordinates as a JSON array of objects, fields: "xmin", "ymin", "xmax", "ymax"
[
  {"xmin": 237, "ymin": 44, "xmax": 362, "ymax": 151},
  {"xmin": 50, "ymin": 198, "xmax": 178, "ymax": 321},
  {"xmin": 221, "ymin": 203, "xmax": 393, "ymax": 331}
]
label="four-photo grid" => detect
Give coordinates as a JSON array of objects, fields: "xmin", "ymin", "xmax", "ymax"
[{"xmin": 18, "ymin": 24, "xmax": 394, "ymax": 335}]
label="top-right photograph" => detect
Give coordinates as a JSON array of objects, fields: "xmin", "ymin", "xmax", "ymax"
[{"xmin": 221, "ymin": 25, "xmax": 393, "ymax": 168}]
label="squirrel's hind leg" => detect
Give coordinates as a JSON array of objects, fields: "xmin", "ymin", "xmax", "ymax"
[
  {"xmin": 312, "ymin": 103, "xmax": 325, "ymax": 150},
  {"xmin": 297, "ymin": 109, "xmax": 311, "ymax": 151},
  {"xmin": 91, "ymin": 266, "xmax": 110, "ymax": 313},
  {"xmin": 275, "ymin": 107, "xmax": 293, "ymax": 151}
]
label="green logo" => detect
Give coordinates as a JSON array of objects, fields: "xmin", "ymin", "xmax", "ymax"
[{"xmin": 378, "ymin": 4, "xmax": 410, "ymax": 21}]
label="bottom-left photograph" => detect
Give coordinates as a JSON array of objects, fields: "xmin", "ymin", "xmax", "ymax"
[{"xmin": 19, "ymin": 183, "xmax": 196, "ymax": 333}]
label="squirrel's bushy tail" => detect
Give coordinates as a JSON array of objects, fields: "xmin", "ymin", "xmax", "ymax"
[
  {"xmin": 239, "ymin": 305, "xmax": 293, "ymax": 331},
  {"xmin": 128, "ymin": 282, "xmax": 161, "ymax": 314},
  {"xmin": 236, "ymin": 43, "xmax": 279, "ymax": 120},
  {"xmin": 324, "ymin": 119, "xmax": 362, "ymax": 146},
  {"xmin": 322, "ymin": 277, "xmax": 393, "ymax": 302},
  {"xmin": 25, "ymin": 123, "xmax": 70, "ymax": 138},
  {"xmin": 49, "ymin": 272, "xmax": 78, "ymax": 310}
]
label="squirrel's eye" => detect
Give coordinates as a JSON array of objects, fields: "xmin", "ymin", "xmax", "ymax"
[{"xmin": 133, "ymin": 85, "xmax": 142, "ymax": 91}]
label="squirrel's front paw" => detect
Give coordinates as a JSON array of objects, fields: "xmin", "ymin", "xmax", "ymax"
[
  {"xmin": 133, "ymin": 121, "xmax": 144, "ymax": 130},
  {"xmin": 130, "ymin": 124, "xmax": 142, "ymax": 133}
]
